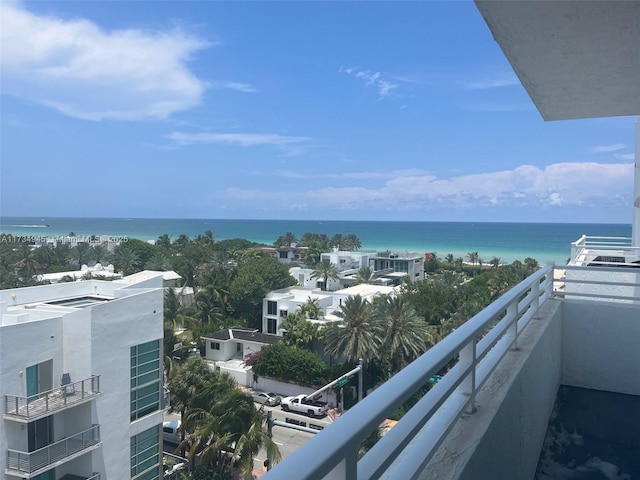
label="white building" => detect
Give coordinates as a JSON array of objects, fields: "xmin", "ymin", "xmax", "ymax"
[
  {"xmin": 262, "ymin": 284, "xmax": 399, "ymax": 335},
  {"xmin": 1, "ymin": 272, "xmax": 166, "ymax": 480}
]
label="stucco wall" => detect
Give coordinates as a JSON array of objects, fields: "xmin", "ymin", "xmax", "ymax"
[{"xmin": 561, "ymin": 299, "xmax": 640, "ymax": 396}]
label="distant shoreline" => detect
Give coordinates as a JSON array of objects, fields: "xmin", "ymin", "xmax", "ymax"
[{"xmin": 0, "ymin": 216, "xmax": 632, "ymax": 265}]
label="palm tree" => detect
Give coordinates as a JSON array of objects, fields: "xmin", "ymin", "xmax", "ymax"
[
  {"xmin": 274, "ymin": 231, "xmax": 297, "ymax": 248},
  {"xmin": 329, "ymin": 233, "xmax": 345, "ymax": 250},
  {"xmin": 72, "ymin": 242, "xmax": 92, "ymax": 266},
  {"xmin": 169, "ymin": 356, "xmax": 219, "ymax": 454},
  {"xmin": 445, "ymin": 253, "xmax": 454, "ymax": 268},
  {"xmin": 146, "ymin": 251, "xmax": 171, "ymax": 271},
  {"xmin": 310, "ymin": 259, "xmax": 340, "ymax": 291},
  {"xmin": 355, "ymin": 266, "xmax": 374, "ymax": 285},
  {"xmin": 90, "ymin": 244, "xmax": 110, "ymax": 264},
  {"xmin": 343, "ymin": 233, "xmax": 362, "ymax": 251},
  {"xmin": 13, "ymin": 244, "xmax": 41, "ymax": 283},
  {"xmin": 299, "ymin": 297, "xmax": 322, "ymax": 320},
  {"xmin": 490, "ymin": 257, "xmax": 502, "ymax": 269},
  {"xmin": 234, "ymin": 407, "xmax": 282, "ymax": 479},
  {"xmin": 438, "ymin": 270, "xmax": 462, "ymax": 288},
  {"xmin": 111, "ymin": 246, "xmax": 140, "ymax": 275},
  {"xmin": 374, "ymin": 295, "xmax": 430, "ymax": 374},
  {"xmin": 323, "ymin": 295, "xmax": 380, "ymax": 363},
  {"xmin": 280, "ymin": 311, "xmax": 319, "ymax": 349}
]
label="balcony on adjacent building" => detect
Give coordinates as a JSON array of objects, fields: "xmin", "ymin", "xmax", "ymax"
[
  {"xmin": 263, "ymin": 260, "xmax": 640, "ymax": 479},
  {"xmin": 59, "ymin": 474, "xmax": 101, "ymax": 480},
  {"xmin": 6, "ymin": 424, "xmax": 101, "ymax": 478},
  {"xmin": 4, "ymin": 375, "xmax": 100, "ymax": 422}
]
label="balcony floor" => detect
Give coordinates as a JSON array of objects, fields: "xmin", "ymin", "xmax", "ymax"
[{"xmin": 535, "ymin": 386, "xmax": 640, "ymax": 480}]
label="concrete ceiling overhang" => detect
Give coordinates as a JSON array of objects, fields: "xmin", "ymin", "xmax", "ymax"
[{"xmin": 475, "ymin": 1, "xmax": 640, "ymax": 121}]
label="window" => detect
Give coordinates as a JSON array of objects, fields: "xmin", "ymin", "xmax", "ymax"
[
  {"xmin": 280, "ymin": 310, "xmax": 288, "ymax": 318},
  {"xmin": 279, "ymin": 251, "xmax": 288, "ymax": 259},
  {"xmin": 267, "ymin": 301, "xmax": 277, "ymax": 315},
  {"xmin": 210, "ymin": 342, "xmax": 220, "ymax": 350},
  {"xmin": 131, "ymin": 340, "xmax": 161, "ymax": 421},
  {"xmin": 267, "ymin": 318, "xmax": 277, "ymax": 334},
  {"xmin": 131, "ymin": 425, "xmax": 160, "ymax": 479}
]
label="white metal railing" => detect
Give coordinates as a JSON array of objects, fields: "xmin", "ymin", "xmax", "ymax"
[
  {"xmin": 264, "ymin": 265, "xmax": 555, "ymax": 479},
  {"xmin": 555, "ymin": 264, "xmax": 640, "ymax": 303},
  {"xmin": 7, "ymin": 424, "xmax": 101, "ymax": 474},
  {"xmin": 570, "ymin": 235, "xmax": 639, "ymax": 266},
  {"xmin": 4, "ymin": 375, "xmax": 100, "ymax": 420}
]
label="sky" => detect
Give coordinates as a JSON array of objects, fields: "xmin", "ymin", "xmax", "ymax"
[{"xmin": 0, "ymin": 0, "xmax": 637, "ymax": 224}]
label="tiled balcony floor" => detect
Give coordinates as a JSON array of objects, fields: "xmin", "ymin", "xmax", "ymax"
[{"xmin": 535, "ymin": 386, "xmax": 640, "ymax": 480}]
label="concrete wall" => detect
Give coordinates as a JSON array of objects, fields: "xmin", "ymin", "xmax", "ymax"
[
  {"xmin": 423, "ymin": 299, "xmax": 563, "ymax": 480},
  {"xmin": 561, "ymin": 299, "xmax": 640, "ymax": 396},
  {"xmin": 91, "ymin": 287, "xmax": 164, "ymax": 479}
]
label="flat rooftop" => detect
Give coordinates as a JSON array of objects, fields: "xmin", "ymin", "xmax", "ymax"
[{"xmin": 536, "ymin": 386, "xmax": 640, "ymax": 479}]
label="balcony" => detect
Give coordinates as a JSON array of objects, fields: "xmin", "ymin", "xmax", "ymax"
[
  {"xmin": 59, "ymin": 474, "xmax": 101, "ymax": 480},
  {"xmin": 263, "ymin": 261, "xmax": 640, "ymax": 479},
  {"xmin": 570, "ymin": 235, "xmax": 640, "ymax": 267},
  {"xmin": 4, "ymin": 375, "xmax": 100, "ymax": 422},
  {"xmin": 6, "ymin": 424, "xmax": 101, "ymax": 478}
]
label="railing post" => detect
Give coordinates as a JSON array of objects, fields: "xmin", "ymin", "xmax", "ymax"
[
  {"xmin": 460, "ymin": 339, "xmax": 477, "ymax": 414},
  {"xmin": 506, "ymin": 301, "xmax": 519, "ymax": 351}
]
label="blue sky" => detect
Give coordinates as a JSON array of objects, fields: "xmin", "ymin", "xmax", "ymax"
[{"xmin": 1, "ymin": 0, "xmax": 636, "ymax": 223}]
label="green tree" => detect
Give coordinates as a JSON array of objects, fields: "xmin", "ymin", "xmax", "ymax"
[
  {"xmin": 310, "ymin": 259, "xmax": 340, "ymax": 291},
  {"xmin": 234, "ymin": 407, "xmax": 282, "ymax": 479},
  {"xmin": 343, "ymin": 234, "xmax": 362, "ymax": 251},
  {"xmin": 355, "ymin": 266, "xmax": 374, "ymax": 285},
  {"xmin": 111, "ymin": 245, "xmax": 141, "ymax": 276},
  {"xmin": 279, "ymin": 311, "xmax": 319, "ymax": 349},
  {"xmin": 490, "ymin": 257, "xmax": 502, "ymax": 269},
  {"xmin": 299, "ymin": 297, "xmax": 323, "ymax": 320},
  {"xmin": 253, "ymin": 342, "xmax": 329, "ymax": 386},
  {"xmin": 274, "ymin": 231, "xmax": 298, "ymax": 248},
  {"xmin": 229, "ymin": 255, "xmax": 296, "ymax": 328},
  {"xmin": 374, "ymin": 295, "xmax": 430, "ymax": 374},
  {"xmin": 169, "ymin": 356, "xmax": 219, "ymax": 452},
  {"xmin": 323, "ymin": 295, "xmax": 380, "ymax": 363}
]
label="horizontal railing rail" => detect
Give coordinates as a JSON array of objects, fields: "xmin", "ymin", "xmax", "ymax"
[
  {"xmin": 570, "ymin": 236, "xmax": 639, "ymax": 265},
  {"xmin": 264, "ymin": 265, "xmax": 555, "ymax": 480},
  {"xmin": 555, "ymin": 265, "xmax": 640, "ymax": 303},
  {"xmin": 7, "ymin": 424, "xmax": 101, "ymax": 474},
  {"xmin": 4, "ymin": 375, "xmax": 100, "ymax": 419}
]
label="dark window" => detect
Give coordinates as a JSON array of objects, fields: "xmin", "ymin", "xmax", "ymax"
[
  {"xmin": 279, "ymin": 251, "xmax": 288, "ymax": 259},
  {"xmin": 267, "ymin": 301, "xmax": 277, "ymax": 315},
  {"xmin": 280, "ymin": 310, "xmax": 288, "ymax": 318},
  {"xmin": 267, "ymin": 318, "xmax": 277, "ymax": 334},
  {"xmin": 210, "ymin": 342, "xmax": 220, "ymax": 350}
]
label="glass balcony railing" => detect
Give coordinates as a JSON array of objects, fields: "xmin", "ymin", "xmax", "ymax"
[
  {"xmin": 4, "ymin": 375, "xmax": 100, "ymax": 421},
  {"xmin": 6, "ymin": 424, "xmax": 101, "ymax": 475}
]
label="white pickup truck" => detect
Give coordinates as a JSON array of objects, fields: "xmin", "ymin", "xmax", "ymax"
[{"xmin": 280, "ymin": 394, "xmax": 328, "ymax": 418}]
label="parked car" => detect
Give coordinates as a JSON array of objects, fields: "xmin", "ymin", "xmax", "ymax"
[
  {"xmin": 251, "ymin": 391, "xmax": 281, "ymax": 406},
  {"xmin": 163, "ymin": 420, "xmax": 181, "ymax": 445}
]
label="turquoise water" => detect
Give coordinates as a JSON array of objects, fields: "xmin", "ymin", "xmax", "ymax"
[{"xmin": 0, "ymin": 216, "xmax": 632, "ymax": 264}]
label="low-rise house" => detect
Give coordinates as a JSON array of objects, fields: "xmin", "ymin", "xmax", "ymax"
[{"xmin": 262, "ymin": 287, "xmax": 333, "ymax": 334}]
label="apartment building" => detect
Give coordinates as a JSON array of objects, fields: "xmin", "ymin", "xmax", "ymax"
[{"xmin": 1, "ymin": 272, "xmax": 165, "ymax": 480}]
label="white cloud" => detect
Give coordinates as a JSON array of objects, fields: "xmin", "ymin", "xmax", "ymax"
[
  {"xmin": 591, "ymin": 144, "xmax": 626, "ymax": 153},
  {"xmin": 210, "ymin": 81, "xmax": 257, "ymax": 93},
  {"xmin": 340, "ymin": 66, "xmax": 399, "ymax": 99},
  {"xmin": 0, "ymin": 2, "xmax": 209, "ymax": 120},
  {"xmin": 614, "ymin": 153, "xmax": 635, "ymax": 161},
  {"xmin": 464, "ymin": 74, "xmax": 520, "ymax": 90},
  {"xmin": 214, "ymin": 162, "xmax": 634, "ymax": 213},
  {"xmin": 166, "ymin": 132, "xmax": 312, "ymax": 147}
]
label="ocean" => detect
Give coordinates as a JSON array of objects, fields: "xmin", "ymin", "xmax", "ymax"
[{"xmin": 0, "ymin": 216, "xmax": 632, "ymax": 265}]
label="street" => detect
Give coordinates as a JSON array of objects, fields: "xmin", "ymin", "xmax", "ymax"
[{"xmin": 163, "ymin": 403, "xmax": 335, "ymax": 474}]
